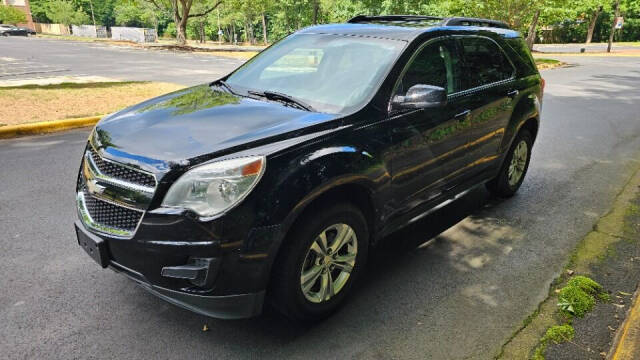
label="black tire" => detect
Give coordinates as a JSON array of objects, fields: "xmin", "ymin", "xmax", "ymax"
[
  {"xmin": 486, "ymin": 129, "xmax": 533, "ymax": 198},
  {"xmin": 270, "ymin": 202, "xmax": 369, "ymax": 323}
]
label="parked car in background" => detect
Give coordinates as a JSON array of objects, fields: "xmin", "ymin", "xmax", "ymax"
[
  {"xmin": 75, "ymin": 15, "xmax": 543, "ymax": 322},
  {"xmin": 0, "ymin": 24, "xmax": 29, "ymax": 36},
  {"xmin": 17, "ymin": 26, "xmax": 36, "ymax": 35}
]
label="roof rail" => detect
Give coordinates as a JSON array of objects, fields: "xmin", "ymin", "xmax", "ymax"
[
  {"xmin": 347, "ymin": 15, "xmax": 444, "ymax": 24},
  {"xmin": 347, "ymin": 15, "xmax": 510, "ymax": 29},
  {"xmin": 441, "ymin": 17, "xmax": 510, "ymax": 29}
]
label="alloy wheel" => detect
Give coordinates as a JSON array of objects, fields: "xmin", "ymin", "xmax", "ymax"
[
  {"xmin": 508, "ymin": 140, "xmax": 528, "ymax": 186},
  {"xmin": 300, "ymin": 223, "xmax": 358, "ymax": 303}
]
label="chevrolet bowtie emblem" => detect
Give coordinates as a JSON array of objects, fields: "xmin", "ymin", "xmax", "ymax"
[{"xmin": 86, "ymin": 178, "xmax": 106, "ymax": 195}]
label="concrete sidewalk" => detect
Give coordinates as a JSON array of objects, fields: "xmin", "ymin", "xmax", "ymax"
[{"xmin": 534, "ymin": 43, "xmax": 640, "ymax": 54}]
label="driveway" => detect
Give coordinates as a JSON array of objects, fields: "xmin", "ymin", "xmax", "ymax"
[{"xmin": 1, "ymin": 52, "xmax": 640, "ymax": 359}]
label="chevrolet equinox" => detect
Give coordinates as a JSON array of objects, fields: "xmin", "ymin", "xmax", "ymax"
[{"xmin": 75, "ymin": 15, "xmax": 543, "ymax": 322}]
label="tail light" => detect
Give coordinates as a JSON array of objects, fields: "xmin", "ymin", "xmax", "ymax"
[{"xmin": 541, "ymin": 78, "xmax": 546, "ymax": 96}]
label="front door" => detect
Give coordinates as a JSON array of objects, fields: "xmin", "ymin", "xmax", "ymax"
[{"xmin": 387, "ymin": 38, "xmax": 470, "ymax": 220}]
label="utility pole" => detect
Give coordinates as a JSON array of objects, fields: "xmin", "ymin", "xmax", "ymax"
[{"xmin": 607, "ymin": 0, "xmax": 621, "ymax": 53}]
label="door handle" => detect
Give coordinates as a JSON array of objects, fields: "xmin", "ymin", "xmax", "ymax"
[
  {"xmin": 507, "ymin": 90, "xmax": 519, "ymax": 98},
  {"xmin": 454, "ymin": 110, "xmax": 471, "ymax": 121}
]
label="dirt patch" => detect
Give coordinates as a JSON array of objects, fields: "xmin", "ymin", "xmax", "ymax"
[
  {"xmin": 0, "ymin": 82, "xmax": 185, "ymax": 126},
  {"xmin": 535, "ymin": 58, "xmax": 568, "ymax": 70},
  {"xmin": 149, "ymin": 45, "xmax": 258, "ymax": 59}
]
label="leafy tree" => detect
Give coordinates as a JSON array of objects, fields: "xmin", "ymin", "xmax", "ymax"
[
  {"xmin": 0, "ymin": 5, "xmax": 27, "ymax": 24},
  {"xmin": 29, "ymin": 0, "xmax": 52, "ymax": 23},
  {"xmin": 114, "ymin": 1, "xmax": 158, "ymax": 27},
  {"xmin": 143, "ymin": 0, "xmax": 223, "ymax": 44},
  {"xmin": 91, "ymin": 0, "xmax": 118, "ymax": 26},
  {"xmin": 46, "ymin": 0, "xmax": 91, "ymax": 25}
]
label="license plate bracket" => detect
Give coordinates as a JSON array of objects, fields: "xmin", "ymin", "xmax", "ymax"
[{"xmin": 75, "ymin": 222, "xmax": 109, "ymax": 268}]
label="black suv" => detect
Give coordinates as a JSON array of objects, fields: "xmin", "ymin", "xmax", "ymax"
[{"xmin": 75, "ymin": 15, "xmax": 543, "ymax": 321}]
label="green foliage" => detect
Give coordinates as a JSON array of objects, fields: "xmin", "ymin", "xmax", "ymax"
[
  {"xmin": 567, "ymin": 275, "xmax": 603, "ymax": 294},
  {"xmin": 24, "ymin": 0, "xmax": 640, "ymax": 44},
  {"xmin": 46, "ymin": 0, "xmax": 90, "ymax": 25},
  {"xmin": 598, "ymin": 292, "xmax": 611, "ymax": 302},
  {"xmin": 532, "ymin": 325, "xmax": 575, "ymax": 360},
  {"xmin": 0, "ymin": 5, "xmax": 27, "ymax": 24},
  {"xmin": 557, "ymin": 276, "xmax": 606, "ymax": 318},
  {"xmin": 543, "ymin": 324, "xmax": 575, "ymax": 344},
  {"xmin": 558, "ymin": 283, "xmax": 596, "ymax": 317},
  {"xmin": 114, "ymin": 1, "xmax": 157, "ymax": 27}
]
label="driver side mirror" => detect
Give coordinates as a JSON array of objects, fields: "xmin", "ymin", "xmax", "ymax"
[{"xmin": 391, "ymin": 84, "xmax": 447, "ymax": 110}]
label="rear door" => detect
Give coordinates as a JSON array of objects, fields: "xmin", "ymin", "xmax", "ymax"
[{"xmin": 455, "ymin": 36, "xmax": 518, "ymax": 176}]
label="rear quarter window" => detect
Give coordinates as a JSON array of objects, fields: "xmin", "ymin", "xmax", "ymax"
[
  {"xmin": 505, "ymin": 38, "xmax": 539, "ymax": 76},
  {"xmin": 460, "ymin": 37, "xmax": 515, "ymax": 89}
]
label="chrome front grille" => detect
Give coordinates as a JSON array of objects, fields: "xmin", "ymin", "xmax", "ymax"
[
  {"xmin": 88, "ymin": 147, "xmax": 156, "ymax": 188},
  {"xmin": 83, "ymin": 188, "xmax": 143, "ymax": 231},
  {"xmin": 77, "ymin": 144, "xmax": 157, "ymax": 238}
]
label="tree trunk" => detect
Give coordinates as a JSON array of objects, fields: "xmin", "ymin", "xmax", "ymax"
[
  {"xmin": 607, "ymin": 0, "xmax": 621, "ymax": 52},
  {"xmin": 224, "ymin": 26, "xmax": 231, "ymax": 43},
  {"xmin": 176, "ymin": 18, "xmax": 187, "ymax": 45},
  {"xmin": 312, "ymin": 0, "xmax": 319, "ymax": 24},
  {"xmin": 526, "ymin": 10, "xmax": 540, "ymax": 50},
  {"xmin": 586, "ymin": 7, "xmax": 603, "ymax": 44},
  {"xmin": 261, "ymin": 13, "xmax": 267, "ymax": 44},
  {"xmin": 199, "ymin": 21, "xmax": 205, "ymax": 43},
  {"xmin": 232, "ymin": 22, "xmax": 236, "ymax": 44}
]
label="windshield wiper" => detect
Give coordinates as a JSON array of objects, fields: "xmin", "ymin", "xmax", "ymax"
[
  {"xmin": 247, "ymin": 90, "xmax": 314, "ymax": 112},
  {"xmin": 210, "ymin": 79, "xmax": 236, "ymax": 95}
]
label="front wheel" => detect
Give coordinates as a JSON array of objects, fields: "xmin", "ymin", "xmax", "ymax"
[
  {"xmin": 486, "ymin": 129, "xmax": 533, "ymax": 197},
  {"xmin": 270, "ymin": 202, "xmax": 369, "ymax": 322}
]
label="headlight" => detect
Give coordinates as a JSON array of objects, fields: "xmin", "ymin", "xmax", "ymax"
[{"xmin": 161, "ymin": 156, "xmax": 265, "ymax": 217}]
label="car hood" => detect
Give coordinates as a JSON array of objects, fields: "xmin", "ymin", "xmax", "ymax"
[{"xmin": 92, "ymin": 85, "xmax": 340, "ymax": 172}]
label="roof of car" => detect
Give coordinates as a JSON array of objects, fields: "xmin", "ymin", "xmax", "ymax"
[{"xmin": 297, "ymin": 16, "xmax": 521, "ymax": 42}]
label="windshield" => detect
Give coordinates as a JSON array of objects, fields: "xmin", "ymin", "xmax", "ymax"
[{"xmin": 225, "ymin": 33, "xmax": 406, "ymax": 114}]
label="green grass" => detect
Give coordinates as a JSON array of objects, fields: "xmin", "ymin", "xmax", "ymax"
[
  {"xmin": 532, "ymin": 325, "xmax": 576, "ymax": 360},
  {"xmin": 535, "ymin": 58, "xmax": 561, "ymax": 65}
]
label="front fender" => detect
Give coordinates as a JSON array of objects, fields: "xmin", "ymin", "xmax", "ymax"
[{"xmin": 264, "ymin": 143, "xmax": 390, "ymax": 233}]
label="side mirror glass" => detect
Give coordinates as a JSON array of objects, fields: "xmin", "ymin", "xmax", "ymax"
[{"xmin": 392, "ymin": 84, "xmax": 447, "ymax": 110}]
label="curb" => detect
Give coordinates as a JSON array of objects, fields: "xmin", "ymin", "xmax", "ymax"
[
  {"xmin": 609, "ymin": 285, "xmax": 640, "ymax": 360},
  {"xmin": 0, "ymin": 116, "xmax": 103, "ymax": 140}
]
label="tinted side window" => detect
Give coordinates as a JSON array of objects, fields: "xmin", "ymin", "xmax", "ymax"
[
  {"xmin": 397, "ymin": 39, "xmax": 462, "ymax": 96},
  {"xmin": 505, "ymin": 38, "xmax": 538, "ymax": 76},
  {"xmin": 460, "ymin": 37, "xmax": 514, "ymax": 89}
]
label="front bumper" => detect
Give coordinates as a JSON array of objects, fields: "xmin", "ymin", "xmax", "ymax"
[
  {"xmin": 110, "ymin": 260, "xmax": 264, "ymax": 319},
  {"xmin": 75, "ymin": 219, "xmax": 277, "ymax": 319}
]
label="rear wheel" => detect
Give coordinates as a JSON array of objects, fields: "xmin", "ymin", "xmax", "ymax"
[
  {"xmin": 486, "ymin": 129, "xmax": 533, "ymax": 197},
  {"xmin": 270, "ymin": 202, "xmax": 368, "ymax": 322}
]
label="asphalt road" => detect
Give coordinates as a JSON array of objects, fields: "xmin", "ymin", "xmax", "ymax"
[
  {"xmin": 1, "ymin": 45, "xmax": 640, "ymax": 359},
  {"xmin": 0, "ymin": 36, "xmax": 243, "ymax": 85}
]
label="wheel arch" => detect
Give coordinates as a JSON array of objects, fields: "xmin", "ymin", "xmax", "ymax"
[
  {"xmin": 498, "ymin": 88, "xmax": 541, "ymax": 163},
  {"xmin": 264, "ymin": 181, "xmax": 378, "ymax": 298}
]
